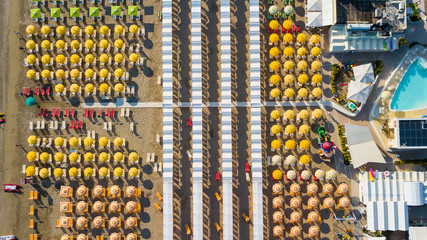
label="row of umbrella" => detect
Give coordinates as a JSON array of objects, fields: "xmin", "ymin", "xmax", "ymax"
[
  {"xmin": 30, "ymin": 6, "xmax": 140, "ymax": 20},
  {"xmin": 26, "ymin": 151, "xmax": 138, "ymax": 164},
  {"xmin": 61, "ymin": 234, "xmax": 137, "ymax": 240},
  {"xmin": 59, "ymin": 185, "xmax": 140, "ymax": 198},
  {"xmin": 270, "ymin": 46, "xmax": 321, "ymax": 58},
  {"xmin": 27, "ymin": 68, "xmax": 128, "ymax": 80},
  {"xmin": 26, "ymin": 52, "xmax": 140, "ymax": 64},
  {"xmin": 273, "ymin": 225, "xmax": 320, "ymax": 238},
  {"xmin": 271, "ymin": 124, "xmax": 311, "ymax": 136},
  {"xmin": 270, "ymin": 109, "xmax": 323, "ymax": 121},
  {"xmin": 270, "ymin": 87, "xmax": 322, "ymax": 99},
  {"xmin": 28, "ymin": 136, "xmax": 127, "ymax": 148},
  {"xmin": 272, "ymin": 196, "xmax": 350, "ymax": 209},
  {"xmin": 27, "ymin": 24, "xmax": 141, "ymax": 36},
  {"xmin": 272, "ymin": 169, "xmax": 338, "ymax": 181},
  {"xmin": 269, "ymin": 32, "xmax": 320, "ymax": 45},
  {"xmin": 272, "ymin": 182, "xmax": 349, "ymax": 195},
  {"xmin": 57, "ymin": 215, "xmax": 137, "ymax": 229},
  {"xmin": 26, "ymin": 38, "xmax": 131, "ymax": 51},
  {"xmin": 25, "ymin": 166, "xmax": 140, "ymax": 179},
  {"xmin": 270, "ymin": 73, "xmax": 322, "ymax": 85},
  {"xmin": 271, "ymin": 154, "xmax": 311, "ymax": 166},
  {"xmin": 271, "ymin": 139, "xmax": 311, "ymax": 151},
  {"xmin": 269, "ymin": 60, "xmax": 322, "ymax": 72},
  {"xmin": 54, "ymin": 83, "xmax": 126, "ymax": 94},
  {"xmin": 59, "ymin": 200, "xmax": 140, "ymax": 213}
]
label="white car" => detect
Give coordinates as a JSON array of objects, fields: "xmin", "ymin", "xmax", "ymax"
[{"xmin": 0, "ymin": 236, "xmax": 16, "ymax": 240}]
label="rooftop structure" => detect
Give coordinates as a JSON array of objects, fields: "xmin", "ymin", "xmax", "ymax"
[
  {"xmin": 389, "ymin": 119, "xmax": 427, "ymax": 149},
  {"xmin": 306, "ymin": 0, "xmax": 337, "ymax": 27}
]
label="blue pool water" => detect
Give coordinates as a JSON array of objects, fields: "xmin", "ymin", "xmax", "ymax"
[{"xmin": 390, "ymin": 58, "xmax": 427, "ymax": 111}]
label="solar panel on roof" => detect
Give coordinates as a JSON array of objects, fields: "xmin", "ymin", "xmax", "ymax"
[{"xmin": 399, "ymin": 120, "xmax": 427, "ymax": 147}]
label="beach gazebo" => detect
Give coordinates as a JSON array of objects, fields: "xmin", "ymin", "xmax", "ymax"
[
  {"xmin": 76, "ymin": 217, "xmax": 87, "ymax": 229},
  {"xmin": 309, "ymin": 226, "xmax": 320, "ymax": 237},
  {"xmin": 290, "ymin": 183, "xmax": 300, "ymax": 196},
  {"xmin": 76, "ymin": 201, "xmax": 88, "ymax": 213},
  {"xmin": 272, "ymin": 197, "xmax": 284, "ymax": 209},
  {"xmin": 308, "ymin": 197, "xmax": 320, "ymax": 210},
  {"xmin": 125, "ymin": 217, "xmax": 137, "ymax": 229},
  {"xmin": 286, "ymin": 170, "xmax": 297, "ymax": 181},
  {"xmin": 60, "ymin": 186, "xmax": 73, "ymax": 198},
  {"xmin": 125, "ymin": 201, "xmax": 140, "ymax": 213},
  {"xmin": 109, "ymin": 201, "xmax": 121, "ymax": 213},
  {"xmin": 272, "ymin": 183, "xmax": 283, "ymax": 195},
  {"xmin": 290, "ymin": 211, "xmax": 302, "ymax": 223},
  {"xmin": 76, "ymin": 186, "xmax": 88, "ymax": 198},
  {"xmin": 290, "ymin": 226, "xmax": 302, "ymax": 238},
  {"xmin": 273, "ymin": 226, "xmax": 284, "ymax": 237},
  {"xmin": 308, "ymin": 211, "xmax": 320, "ymax": 223},
  {"xmin": 290, "ymin": 197, "xmax": 302, "ymax": 209},
  {"xmin": 126, "ymin": 186, "xmax": 138, "ymax": 198},
  {"xmin": 307, "ymin": 183, "xmax": 318, "ymax": 196},
  {"xmin": 109, "ymin": 217, "xmax": 121, "ymax": 228},
  {"xmin": 58, "ymin": 216, "xmax": 72, "ymax": 228},
  {"xmin": 273, "ymin": 211, "xmax": 283, "ymax": 223},
  {"xmin": 93, "ymin": 216, "xmax": 104, "ymax": 229},
  {"xmin": 323, "ymin": 183, "xmax": 333, "ymax": 194},
  {"xmin": 93, "ymin": 201, "xmax": 104, "ymax": 213},
  {"xmin": 59, "ymin": 202, "xmax": 72, "ymax": 213},
  {"xmin": 284, "ymin": 155, "xmax": 296, "ymax": 167},
  {"xmin": 338, "ymin": 183, "xmax": 349, "ymax": 195},
  {"xmin": 323, "ymin": 197, "xmax": 335, "ymax": 209},
  {"xmin": 93, "ymin": 185, "xmax": 105, "ymax": 198}
]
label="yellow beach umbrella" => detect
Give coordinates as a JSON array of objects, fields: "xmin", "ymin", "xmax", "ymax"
[
  {"xmin": 56, "ymin": 25, "xmax": 66, "ymax": 35},
  {"xmin": 55, "ymin": 137, "xmax": 64, "ymax": 146},
  {"xmin": 269, "ymin": 20, "xmax": 280, "ymax": 30},
  {"xmin": 99, "ymin": 39, "xmax": 109, "ymax": 49},
  {"xmin": 28, "ymin": 135, "xmax": 37, "ymax": 145},
  {"xmin": 270, "ymin": 88, "xmax": 281, "ymax": 99},
  {"xmin": 85, "ymin": 54, "xmax": 95, "ymax": 64},
  {"xmin": 55, "ymin": 84, "xmax": 64, "ymax": 93},
  {"xmin": 70, "ymin": 84, "xmax": 80, "ymax": 93},
  {"xmin": 99, "ymin": 152, "xmax": 109, "ymax": 162},
  {"xmin": 56, "ymin": 54, "xmax": 66, "ymax": 64},
  {"xmin": 41, "ymin": 69, "xmax": 50, "ymax": 79},
  {"xmin": 69, "ymin": 152, "xmax": 78, "ymax": 162},
  {"xmin": 27, "ymin": 55, "xmax": 36, "ymax": 64},
  {"xmin": 84, "ymin": 137, "xmax": 93, "ymax": 147},
  {"xmin": 26, "ymin": 25, "xmax": 36, "ymax": 35},
  {"xmin": 114, "ymin": 83, "xmax": 124, "ymax": 93},
  {"xmin": 113, "ymin": 167, "xmax": 123, "ymax": 177},
  {"xmin": 271, "ymin": 140, "xmax": 282, "ymax": 150},
  {"xmin": 70, "ymin": 69, "xmax": 80, "ymax": 79},
  {"xmin": 298, "ymin": 88, "xmax": 308, "ymax": 98},
  {"xmin": 27, "ymin": 70, "xmax": 36, "ymax": 79},
  {"xmin": 300, "ymin": 140, "xmax": 310, "ymax": 150},
  {"xmin": 312, "ymin": 74, "xmax": 322, "ymax": 84},
  {"xmin": 270, "ymin": 75, "xmax": 280, "ymax": 85},
  {"xmin": 100, "ymin": 83, "xmax": 109, "ymax": 93},
  {"xmin": 114, "ymin": 25, "xmax": 124, "ymax": 34},
  {"xmin": 299, "ymin": 125, "xmax": 310, "ymax": 135},
  {"xmin": 270, "ymin": 47, "xmax": 280, "ymax": 57},
  {"xmin": 129, "ymin": 152, "xmax": 139, "ymax": 162},
  {"xmin": 284, "ymin": 61, "xmax": 294, "ymax": 71},
  {"xmin": 299, "ymin": 110, "xmax": 309, "ymax": 120},
  {"xmin": 114, "ymin": 152, "xmax": 124, "ymax": 162},
  {"xmin": 300, "ymin": 155, "xmax": 310, "ymax": 165},
  {"xmin": 130, "ymin": 25, "xmax": 138, "ymax": 34},
  {"xmin": 39, "ymin": 168, "xmax": 49, "ymax": 178},
  {"xmin": 283, "ymin": 47, "xmax": 294, "ymax": 57},
  {"xmin": 284, "ymin": 110, "xmax": 295, "ymax": 120},
  {"xmin": 381, "ymin": 91, "xmax": 392, "ymax": 101},
  {"xmin": 270, "ymin": 110, "xmax": 281, "ymax": 120},
  {"xmin": 297, "ymin": 61, "xmax": 308, "ymax": 71},
  {"xmin": 85, "ymin": 25, "xmax": 95, "ymax": 35},
  {"xmin": 284, "ymin": 74, "xmax": 295, "ymax": 85},
  {"xmin": 311, "ymin": 61, "xmax": 322, "ymax": 71},
  {"xmin": 84, "ymin": 40, "xmax": 94, "ymax": 49},
  {"xmin": 297, "ymin": 47, "xmax": 307, "ymax": 56},
  {"xmin": 284, "ymin": 88, "xmax": 295, "ymax": 98},
  {"xmin": 129, "ymin": 168, "xmax": 139, "ymax": 178},
  {"xmin": 100, "ymin": 25, "xmax": 109, "ymax": 35},
  {"xmin": 40, "ymin": 152, "xmax": 49, "ymax": 162},
  {"xmin": 114, "ymin": 54, "xmax": 124, "ymax": 63},
  {"xmin": 69, "ymin": 167, "xmax": 78, "ymax": 177},
  {"xmin": 56, "ymin": 69, "xmax": 65, "ymax": 79},
  {"xmin": 54, "ymin": 152, "xmax": 64, "ymax": 162},
  {"xmin": 99, "ymin": 69, "xmax": 109, "ymax": 78},
  {"xmin": 285, "ymin": 125, "xmax": 296, "ymax": 135},
  {"xmin": 285, "ymin": 140, "xmax": 296, "ymax": 150},
  {"xmin": 99, "ymin": 137, "xmax": 108, "ymax": 147},
  {"xmin": 100, "ymin": 54, "xmax": 109, "ymax": 63},
  {"xmin": 69, "ymin": 137, "xmax": 78, "ymax": 147},
  {"xmin": 71, "ymin": 40, "xmax": 80, "ymax": 49},
  {"xmin": 298, "ymin": 74, "xmax": 308, "ymax": 84},
  {"xmin": 99, "ymin": 167, "xmax": 108, "ymax": 177},
  {"xmin": 84, "ymin": 152, "xmax": 94, "ymax": 162},
  {"xmin": 70, "ymin": 54, "xmax": 80, "ymax": 64},
  {"xmin": 27, "ymin": 151, "xmax": 37, "ymax": 162},
  {"xmin": 114, "ymin": 39, "xmax": 124, "ymax": 49},
  {"xmin": 297, "ymin": 33, "xmax": 307, "ymax": 43},
  {"xmin": 56, "ymin": 40, "xmax": 65, "ymax": 49},
  {"xmin": 85, "ymin": 69, "xmax": 95, "ymax": 78},
  {"xmin": 114, "ymin": 68, "xmax": 124, "ymax": 78},
  {"xmin": 283, "ymin": 20, "xmax": 292, "ymax": 30},
  {"xmin": 310, "ymin": 34, "xmax": 320, "ymax": 44},
  {"xmin": 114, "ymin": 137, "xmax": 123, "ymax": 147},
  {"xmin": 272, "ymin": 170, "xmax": 283, "ymax": 180},
  {"xmin": 269, "ymin": 33, "xmax": 279, "ymax": 44},
  {"xmin": 311, "ymin": 47, "xmax": 321, "ymax": 57},
  {"xmin": 84, "ymin": 167, "xmax": 93, "ymax": 177},
  {"xmin": 270, "ymin": 61, "xmax": 280, "ymax": 71},
  {"xmin": 41, "ymin": 55, "xmax": 51, "ymax": 64},
  {"xmin": 26, "ymin": 40, "xmax": 36, "ymax": 50},
  {"xmin": 312, "ymin": 87, "xmax": 322, "ymax": 98},
  {"xmin": 283, "ymin": 33, "xmax": 293, "ymax": 43},
  {"xmin": 26, "ymin": 166, "xmax": 36, "ymax": 176},
  {"xmin": 85, "ymin": 84, "xmax": 94, "ymax": 93},
  {"xmin": 71, "ymin": 26, "xmax": 80, "ymax": 36},
  {"xmin": 41, "ymin": 25, "xmax": 51, "ymax": 35},
  {"xmin": 271, "ymin": 125, "xmax": 281, "ymax": 135},
  {"xmin": 312, "ymin": 109, "xmax": 323, "ymax": 119},
  {"xmin": 129, "ymin": 53, "xmax": 139, "ymax": 63}
]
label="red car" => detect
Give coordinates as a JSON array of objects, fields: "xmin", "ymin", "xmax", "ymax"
[{"xmin": 2, "ymin": 184, "xmax": 20, "ymax": 193}]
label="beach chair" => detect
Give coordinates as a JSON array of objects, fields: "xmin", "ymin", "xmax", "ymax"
[
  {"xmin": 146, "ymin": 153, "xmax": 151, "ymax": 163},
  {"xmin": 110, "ymin": 109, "xmax": 115, "ymax": 117},
  {"xmin": 34, "ymin": 87, "xmax": 39, "ymax": 95},
  {"xmin": 130, "ymin": 86, "xmax": 135, "ymax": 95},
  {"xmin": 29, "ymin": 205, "xmax": 34, "ymax": 216},
  {"xmin": 154, "ymin": 202, "xmax": 162, "ymax": 212},
  {"xmin": 38, "ymin": 108, "xmax": 43, "ymax": 116},
  {"xmin": 28, "ymin": 191, "xmax": 34, "ymax": 200},
  {"xmin": 43, "ymin": 109, "xmax": 48, "ymax": 117},
  {"xmin": 120, "ymin": 108, "xmax": 125, "ymax": 117},
  {"xmin": 151, "ymin": 153, "xmax": 155, "ymax": 162},
  {"xmin": 29, "ymin": 121, "xmax": 34, "ymax": 130},
  {"xmin": 33, "ymin": 190, "xmax": 38, "ymax": 200},
  {"xmin": 186, "ymin": 150, "xmax": 192, "ymax": 160},
  {"xmin": 216, "ymin": 172, "xmax": 220, "ymax": 181},
  {"xmin": 89, "ymin": 109, "xmax": 94, "ymax": 118},
  {"xmin": 83, "ymin": 108, "xmax": 88, "ymax": 117},
  {"xmin": 70, "ymin": 121, "xmax": 74, "ymax": 129},
  {"xmin": 125, "ymin": 108, "xmax": 130, "ymax": 117},
  {"xmin": 70, "ymin": 108, "xmax": 74, "ymax": 118},
  {"xmin": 79, "ymin": 120, "xmax": 83, "ymax": 129},
  {"xmin": 64, "ymin": 108, "xmax": 69, "ymax": 117},
  {"xmin": 153, "ymin": 163, "xmax": 158, "ymax": 172},
  {"xmin": 108, "ymin": 122, "xmax": 112, "ymax": 131},
  {"xmin": 156, "ymin": 192, "xmax": 163, "ymax": 202},
  {"xmin": 28, "ymin": 219, "xmax": 34, "ymax": 229},
  {"xmin": 61, "ymin": 121, "xmax": 66, "ymax": 130},
  {"xmin": 103, "ymin": 122, "xmax": 108, "ymax": 131},
  {"xmin": 156, "ymin": 134, "xmax": 160, "ymax": 144},
  {"xmin": 55, "ymin": 108, "xmax": 60, "ymax": 117},
  {"xmin": 35, "ymin": 137, "xmax": 41, "ymax": 147},
  {"xmin": 215, "ymin": 222, "xmax": 222, "ymax": 232},
  {"xmin": 215, "ymin": 192, "xmax": 222, "ymax": 202}
]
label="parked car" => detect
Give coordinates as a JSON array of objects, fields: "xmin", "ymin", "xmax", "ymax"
[
  {"xmin": 2, "ymin": 184, "xmax": 20, "ymax": 193},
  {"xmin": 0, "ymin": 236, "xmax": 16, "ymax": 240}
]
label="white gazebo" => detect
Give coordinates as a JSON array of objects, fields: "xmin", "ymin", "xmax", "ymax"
[
  {"xmin": 347, "ymin": 81, "xmax": 370, "ymax": 103},
  {"xmin": 353, "ymin": 63, "xmax": 375, "ymax": 83},
  {"xmin": 307, "ymin": 11, "xmax": 323, "ymax": 27},
  {"xmin": 307, "ymin": 0, "xmax": 322, "ymax": 11}
]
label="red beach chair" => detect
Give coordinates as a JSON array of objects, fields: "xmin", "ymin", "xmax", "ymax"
[
  {"xmin": 38, "ymin": 108, "xmax": 44, "ymax": 116},
  {"xmin": 187, "ymin": 118, "xmax": 192, "ymax": 127},
  {"xmin": 34, "ymin": 87, "xmax": 39, "ymax": 96},
  {"xmin": 274, "ymin": 28, "xmax": 278, "ymax": 34},
  {"xmin": 56, "ymin": 108, "xmax": 60, "ymax": 117},
  {"xmin": 292, "ymin": 25, "xmax": 296, "ymax": 33},
  {"xmin": 98, "ymin": 109, "xmax": 103, "ymax": 117},
  {"xmin": 297, "ymin": 25, "xmax": 300, "ymax": 33},
  {"xmin": 216, "ymin": 172, "xmax": 220, "ymax": 181},
  {"xmin": 45, "ymin": 86, "xmax": 50, "ymax": 96},
  {"xmin": 64, "ymin": 108, "xmax": 69, "ymax": 117},
  {"xmin": 70, "ymin": 108, "xmax": 74, "ymax": 118},
  {"xmin": 110, "ymin": 109, "xmax": 115, "ymax": 117},
  {"xmin": 70, "ymin": 121, "xmax": 74, "ymax": 129},
  {"xmin": 40, "ymin": 88, "xmax": 45, "ymax": 96},
  {"xmin": 83, "ymin": 108, "xmax": 88, "ymax": 117},
  {"xmin": 245, "ymin": 163, "xmax": 249, "ymax": 173},
  {"xmin": 105, "ymin": 108, "xmax": 110, "ymax": 117},
  {"xmin": 22, "ymin": 87, "xmax": 26, "ymax": 96},
  {"xmin": 287, "ymin": 28, "xmax": 291, "ymax": 33},
  {"xmin": 79, "ymin": 120, "xmax": 83, "ymax": 129},
  {"xmin": 268, "ymin": 27, "xmax": 272, "ymax": 34},
  {"xmin": 50, "ymin": 108, "xmax": 55, "ymax": 117},
  {"xmin": 43, "ymin": 108, "xmax": 49, "ymax": 116},
  {"xmin": 281, "ymin": 26, "xmax": 285, "ymax": 34},
  {"xmin": 89, "ymin": 109, "xmax": 94, "ymax": 118}
]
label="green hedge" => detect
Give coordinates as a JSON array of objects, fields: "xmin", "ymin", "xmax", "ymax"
[
  {"xmin": 408, "ymin": 4, "xmax": 421, "ymax": 22},
  {"xmin": 337, "ymin": 123, "xmax": 351, "ymax": 165},
  {"xmin": 394, "ymin": 159, "xmax": 427, "ymax": 165},
  {"xmin": 331, "ymin": 64, "xmax": 340, "ymax": 95},
  {"xmin": 374, "ymin": 60, "xmax": 384, "ymax": 76},
  {"xmin": 398, "ymin": 37, "xmax": 407, "ymax": 47}
]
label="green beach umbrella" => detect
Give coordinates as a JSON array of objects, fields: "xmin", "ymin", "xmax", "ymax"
[
  {"xmin": 128, "ymin": 6, "xmax": 138, "ymax": 16},
  {"xmin": 89, "ymin": 7, "xmax": 99, "ymax": 18},
  {"xmin": 32, "ymin": 0, "xmax": 41, "ymax": 2},
  {"xmin": 31, "ymin": 9, "xmax": 41, "ymax": 19},
  {"xmin": 26, "ymin": 97, "xmax": 36, "ymax": 106},
  {"xmin": 70, "ymin": 8, "xmax": 80, "ymax": 18},
  {"xmin": 111, "ymin": 6, "xmax": 121, "ymax": 16},
  {"xmin": 50, "ymin": 8, "xmax": 61, "ymax": 18}
]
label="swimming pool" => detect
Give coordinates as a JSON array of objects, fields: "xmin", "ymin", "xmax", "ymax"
[{"xmin": 390, "ymin": 57, "xmax": 427, "ymax": 111}]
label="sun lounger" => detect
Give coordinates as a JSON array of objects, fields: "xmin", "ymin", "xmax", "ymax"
[
  {"xmin": 61, "ymin": 121, "xmax": 66, "ymax": 130},
  {"xmin": 153, "ymin": 163, "xmax": 158, "ymax": 171},
  {"xmin": 125, "ymin": 108, "xmax": 130, "ymax": 117},
  {"xmin": 108, "ymin": 122, "xmax": 112, "ymax": 131},
  {"xmin": 21, "ymin": 164, "xmax": 26, "ymax": 174},
  {"xmin": 130, "ymin": 86, "xmax": 135, "ymax": 95},
  {"xmin": 35, "ymin": 138, "xmax": 41, "ymax": 147},
  {"xmin": 110, "ymin": 109, "xmax": 115, "ymax": 117},
  {"xmin": 120, "ymin": 108, "xmax": 125, "ymax": 117},
  {"xmin": 38, "ymin": 108, "xmax": 43, "ymax": 117},
  {"xmin": 156, "ymin": 134, "xmax": 160, "ymax": 144},
  {"xmin": 129, "ymin": 122, "xmax": 134, "ymax": 132},
  {"xmin": 186, "ymin": 150, "xmax": 192, "ymax": 160},
  {"xmin": 146, "ymin": 153, "xmax": 151, "ymax": 163},
  {"xmin": 151, "ymin": 153, "xmax": 155, "ymax": 162},
  {"xmin": 103, "ymin": 122, "xmax": 108, "ymax": 131},
  {"xmin": 83, "ymin": 108, "xmax": 88, "ymax": 117},
  {"xmin": 70, "ymin": 108, "xmax": 74, "ymax": 118},
  {"xmin": 35, "ymin": 121, "xmax": 40, "ymax": 130},
  {"xmin": 89, "ymin": 109, "xmax": 93, "ymax": 118},
  {"xmin": 40, "ymin": 120, "xmax": 45, "ymax": 129},
  {"xmin": 46, "ymin": 138, "xmax": 52, "ymax": 148},
  {"xmin": 29, "ymin": 121, "xmax": 34, "ymax": 130}
]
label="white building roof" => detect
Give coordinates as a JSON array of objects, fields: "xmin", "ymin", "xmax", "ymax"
[
  {"xmin": 366, "ymin": 201, "xmax": 409, "ymax": 231},
  {"xmin": 306, "ymin": 0, "xmax": 335, "ymax": 27},
  {"xmin": 307, "ymin": 11, "xmax": 323, "ymax": 27},
  {"xmin": 307, "ymin": 0, "xmax": 322, "ymax": 11},
  {"xmin": 409, "ymin": 227, "xmax": 427, "ymax": 240},
  {"xmin": 321, "ymin": 0, "xmax": 335, "ymax": 26},
  {"xmin": 403, "ymin": 182, "xmax": 425, "ymax": 206},
  {"xmin": 353, "ymin": 63, "xmax": 375, "ymax": 83},
  {"xmin": 347, "ymin": 81, "xmax": 370, "ymax": 103}
]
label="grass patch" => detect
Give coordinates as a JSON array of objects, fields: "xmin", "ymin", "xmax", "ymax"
[
  {"xmin": 331, "ymin": 64, "xmax": 340, "ymax": 95},
  {"xmin": 408, "ymin": 3, "xmax": 421, "ymax": 22},
  {"xmin": 374, "ymin": 60, "xmax": 384, "ymax": 76},
  {"xmin": 394, "ymin": 159, "xmax": 427, "ymax": 165},
  {"xmin": 398, "ymin": 37, "xmax": 407, "ymax": 47},
  {"xmin": 337, "ymin": 123, "xmax": 351, "ymax": 165}
]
